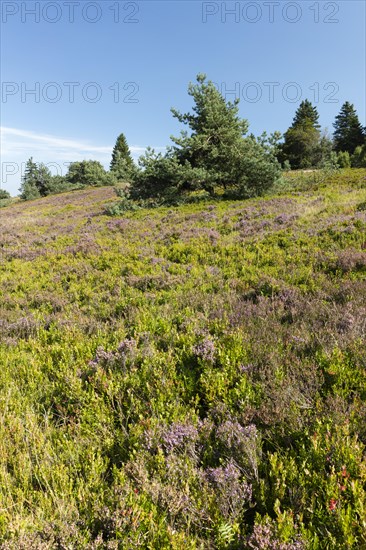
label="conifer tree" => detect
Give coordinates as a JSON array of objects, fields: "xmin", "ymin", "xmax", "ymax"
[
  {"xmin": 22, "ymin": 157, "xmax": 38, "ymax": 186},
  {"xmin": 333, "ymin": 102, "xmax": 365, "ymax": 154},
  {"xmin": 292, "ymin": 99, "xmax": 321, "ymax": 129},
  {"xmin": 173, "ymin": 73, "xmax": 281, "ymax": 197},
  {"xmin": 110, "ymin": 133, "xmax": 135, "ymax": 182},
  {"xmin": 19, "ymin": 158, "xmax": 51, "ymax": 200},
  {"xmin": 281, "ymin": 100, "xmax": 321, "ymax": 169},
  {"xmin": 130, "ymin": 74, "xmax": 280, "ymax": 200},
  {"xmin": 170, "ymin": 74, "xmax": 249, "ymax": 189},
  {"xmin": 110, "ymin": 134, "xmax": 134, "ymax": 170}
]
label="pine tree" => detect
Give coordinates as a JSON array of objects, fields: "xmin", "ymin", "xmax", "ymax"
[
  {"xmin": 292, "ymin": 99, "xmax": 320, "ymax": 129},
  {"xmin": 333, "ymin": 102, "xmax": 365, "ymax": 154},
  {"xmin": 172, "ymin": 74, "xmax": 241, "ymax": 191},
  {"xmin": 22, "ymin": 157, "xmax": 38, "ymax": 185},
  {"xmin": 19, "ymin": 158, "xmax": 42, "ymax": 200},
  {"xmin": 170, "ymin": 74, "xmax": 279, "ymax": 195},
  {"xmin": 130, "ymin": 74, "xmax": 280, "ymax": 200},
  {"xmin": 281, "ymin": 100, "xmax": 321, "ymax": 169},
  {"xmin": 19, "ymin": 159, "xmax": 59, "ymax": 200},
  {"xmin": 110, "ymin": 133, "xmax": 134, "ymax": 172},
  {"xmin": 170, "ymin": 75, "xmax": 248, "ymax": 186},
  {"xmin": 36, "ymin": 163, "xmax": 53, "ymax": 196}
]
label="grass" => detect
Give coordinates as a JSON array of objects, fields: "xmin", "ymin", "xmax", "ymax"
[{"xmin": 0, "ymin": 169, "xmax": 365, "ymax": 548}]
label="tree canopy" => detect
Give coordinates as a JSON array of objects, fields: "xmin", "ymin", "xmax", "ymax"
[
  {"xmin": 333, "ymin": 101, "xmax": 365, "ymax": 154},
  {"xmin": 292, "ymin": 99, "xmax": 320, "ymax": 129},
  {"xmin": 110, "ymin": 133, "xmax": 135, "ymax": 181},
  {"xmin": 66, "ymin": 160, "xmax": 115, "ymax": 188},
  {"xmin": 281, "ymin": 100, "xmax": 322, "ymax": 169},
  {"xmin": 129, "ymin": 74, "xmax": 280, "ymax": 202},
  {"xmin": 19, "ymin": 158, "xmax": 52, "ymax": 200}
]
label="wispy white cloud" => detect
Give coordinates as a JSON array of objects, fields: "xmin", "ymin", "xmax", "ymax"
[
  {"xmin": 0, "ymin": 126, "xmax": 165, "ymax": 194},
  {"xmin": 1, "ymin": 126, "xmax": 148, "ymax": 156}
]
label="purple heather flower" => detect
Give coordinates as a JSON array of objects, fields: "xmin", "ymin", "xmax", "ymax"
[
  {"xmin": 239, "ymin": 363, "xmax": 254, "ymax": 373},
  {"xmin": 205, "ymin": 460, "xmax": 252, "ymax": 519},
  {"xmin": 193, "ymin": 338, "xmax": 216, "ymax": 362},
  {"xmin": 206, "ymin": 461, "xmax": 240, "ymax": 486},
  {"xmin": 162, "ymin": 422, "xmax": 199, "ymax": 454},
  {"xmin": 118, "ymin": 338, "xmax": 137, "ymax": 354},
  {"xmin": 92, "ymin": 347, "xmax": 116, "ymax": 365}
]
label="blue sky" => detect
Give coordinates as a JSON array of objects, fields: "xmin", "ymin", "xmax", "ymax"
[{"xmin": 1, "ymin": 0, "xmax": 365, "ymax": 194}]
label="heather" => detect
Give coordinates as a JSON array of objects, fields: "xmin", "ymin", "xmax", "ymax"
[{"xmin": 0, "ymin": 169, "xmax": 365, "ymax": 548}]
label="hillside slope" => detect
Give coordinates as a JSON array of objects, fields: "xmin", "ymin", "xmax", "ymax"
[{"xmin": 0, "ymin": 170, "xmax": 366, "ymax": 548}]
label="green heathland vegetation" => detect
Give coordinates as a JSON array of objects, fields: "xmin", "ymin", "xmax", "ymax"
[{"xmin": 0, "ymin": 169, "xmax": 366, "ymax": 548}]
